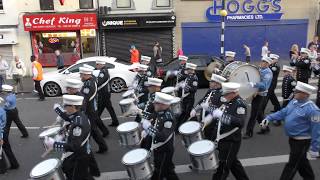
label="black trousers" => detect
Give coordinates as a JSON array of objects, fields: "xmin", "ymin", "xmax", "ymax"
[
  {"xmin": 266, "ymin": 88, "xmax": 281, "ymax": 111},
  {"xmin": 246, "ymin": 95, "xmax": 267, "ymax": 134},
  {"xmin": 62, "ymin": 154, "xmax": 93, "ymax": 180},
  {"xmin": 89, "ymin": 152, "xmax": 100, "ymax": 177},
  {"xmin": 34, "ymin": 80, "xmax": 45, "ymax": 100},
  {"xmin": 316, "ymin": 86, "xmax": 320, "ymax": 108},
  {"xmin": 279, "ymin": 138, "xmax": 314, "ymax": 180},
  {"xmin": 282, "ymin": 99, "xmax": 290, "ymax": 108},
  {"xmin": 6, "ymin": 108, "xmax": 28, "ymax": 137},
  {"xmin": 98, "ymin": 94, "xmax": 119, "ymax": 125},
  {"xmin": 151, "ymin": 149, "xmax": 179, "ymax": 180},
  {"xmin": 88, "ymin": 114, "xmax": 108, "ymax": 150},
  {"xmin": 176, "ymin": 98, "xmax": 194, "ymax": 131},
  {"xmin": 212, "ymin": 141, "xmax": 249, "ymax": 180}
]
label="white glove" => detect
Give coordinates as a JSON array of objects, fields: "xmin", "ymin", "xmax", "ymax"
[
  {"xmin": 190, "ymin": 109, "xmax": 197, "ymax": 117},
  {"xmin": 54, "ymin": 116, "xmax": 63, "ymax": 125},
  {"xmin": 180, "ymin": 82, "xmax": 186, "ymax": 89},
  {"xmin": 54, "ymin": 134, "xmax": 65, "ymax": 141},
  {"xmin": 260, "ymin": 119, "xmax": 269, "ymax": 128},
  {"xmin": 53, "ymin": 103, "xmax": 62, "ymax": 110},
  {"xmin": 141, "ymin": 119, "xmax": 151, "ymax": 130},
  {"xmin": 212, "ymin": 109, "xmax": 223, "ymax": 119},
  {"xmin": 141, "ymin": 130, "xmax": 147, "ymax": 139},
  {"xmin": 0, "ymin": 97, "xmax": 4, "ymax": 103},
  {"xmin": 202, "ymin": 114, "xmax": 213, "ymax": 126},
  {"xmin": 44, "ymin": 137, "xmax": 55, "ymax": 149},
  {"xmin": 249, "ymin": 82, "xmax": 255, "ymax": 88},
  {"xmin": 308, "ymin": 150, "xmax": 320, "ymax": 158},
  {"xmin": 200, "ymin": 103, "xmax": 210, "ymax": 111}
]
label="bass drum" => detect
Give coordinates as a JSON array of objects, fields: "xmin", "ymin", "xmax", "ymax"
[{"xmin": 221, "ymin": 61, "xmax": 260, "ymax": 99}]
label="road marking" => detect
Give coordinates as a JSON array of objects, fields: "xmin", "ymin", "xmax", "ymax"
[
  {"xmin": 10, "ymin": 126, "xmax": 40, "ymax": 130},
  {"xmin": 95, "ymin": 154, "xmax": 318, "ymax": 180}
]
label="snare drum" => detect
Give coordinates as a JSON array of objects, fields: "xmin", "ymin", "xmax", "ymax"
[
  {"xmin": 122, "ymin": 89, "xmax": 137, "ymax": 100},
  {"xmin": 188, "ymin": 140, "xmax": 218, "ymax": 171},
  {"xmin": 221, "ymin": 61, "xmax": 260, "ymax": 99},
  {"xmin": 122, "ymin": 148, "xmax": 153, "ymax": 180},
  {"xmin": 117, "ymin": 122, "xmax": 141, "ymax": 147},
  {"xmin": 170, "ymin": 97, "xmax": 181, "ymax": 115},
  {"xmin": 178, "ymin": 121, "xmax": 202, "ymax": 147},
  {"xmin": 161, "ymin": 86, "xmax": 176, "ymax": 97},
  {"xmin": 30, "ymin": 158, "xmax": 65, "ymax": 180},
  {"xmin": 39, "ymin": 127, "xmax": 61, "ymax": 150},
  {"xmin": 119, "ymin": 98, "xmax": 136, "ymax": 115}
]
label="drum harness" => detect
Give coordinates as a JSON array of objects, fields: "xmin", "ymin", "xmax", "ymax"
[{"xmin": 202, "ymin": 91, "xmax": 213, "ymax": 121}]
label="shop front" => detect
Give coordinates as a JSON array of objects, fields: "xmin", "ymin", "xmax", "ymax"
[
  {"xmin": 99, "ymin": 14, "xmax": 176, "ymax": 63},
  {"xmin": 23, "ymin": 13, "xmax": 97, "ymax": 67}
]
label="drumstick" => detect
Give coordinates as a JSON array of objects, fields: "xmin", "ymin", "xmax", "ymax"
[
  {"xmin": 41, "ymin": 147, "xmax": 53, "ymax": 158},
  {"xmin": 245, "ymin": 71, "xmax": 250, "ymax": 82}
]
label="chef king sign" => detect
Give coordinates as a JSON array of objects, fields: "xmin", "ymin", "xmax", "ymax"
[{"xmin": 23, "ymin": 13, "xmax": 97, "ymax": 31}]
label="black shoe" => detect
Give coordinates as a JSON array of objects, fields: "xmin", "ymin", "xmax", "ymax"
[
  {"xmin": 243, "ymin": 132, "xmax": 253, "ymax": 139},
  {"xmin": 9, "ymin": 165, "xmax": 19, "ymax": 170},
  {"xmin": 96, "ymin": 148, "xmax": 108, "ymax": 154},
  {"xmin": 38, "ymin": 98, "xmax": 45, "ymax": 101},
  {"xmin": 21, "ymin": 134, "xmax": 29, "ymax": 138},
  {"xmin": 108, "ymin": 122, "xmax": 119, "ymax": 127},
  {"xmin": 257, "ymin": 127, "xmax": 270, "ymax": 135}
]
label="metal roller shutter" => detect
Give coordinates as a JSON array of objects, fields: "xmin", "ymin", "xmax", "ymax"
[
  {"xmin": 0, "ymin": 45, "xmax": 13, "ymax": 61},
  {"xmin": 105, "ymin": 28, "xmax": 173, "ymax": 63}
]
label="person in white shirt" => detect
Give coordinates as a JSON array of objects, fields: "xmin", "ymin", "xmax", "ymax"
[
  {"xmin": 261, "ymin": 41, "xmax": 270, "ymax": 57},
  {"xmin": 0, "ymin": 55, "xmax": 9, "ymax": 91},
  {"xmin": 9, "ymin": 56, "xmax": 26, "ymax": 93}
]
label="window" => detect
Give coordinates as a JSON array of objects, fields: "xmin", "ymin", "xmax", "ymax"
[
  {"xmin": 116, "ymin": 0, "xmax": 131, "ymax": 8},
  {"xmin": 105, "ymin": 63, "xmax": 115, "ymax": 69},
  {"xmin": 68, "ymin": 61, "xmax": 96, "ymax": 73},
  {"xmin": 40, "ymin": 0, "xmax": 54, "ymax": 10},
  {"xmin": 156, "ymin": 0, "xmax": 170, "ymax": 7},
  {"xmin": 0, "ymin": 0, "xmax": 3, "ymax": 10},
  {"xmin": 79, "ymin": 0, "xmax": 93, "ymax": 9}
]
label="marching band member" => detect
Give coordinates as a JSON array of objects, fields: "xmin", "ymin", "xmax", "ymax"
[
  {"xmin": 133, "ymin": 64, "xmax": 149, "ymax": 122},
  {"xmin": 141, "ymin": 92, "xmax": 179, "ymax": 180},
  {"xmin": 282, "ymin": 66, "xmax": 296, "ymax": 108},
  {"xmin": 140, "ymin": 55, "xmax": 153, "ymax": 77},
  {"xmin": 45, "ymin": 95, "xmax": 93, "ymax": 180},
  {"xmin": 267, "ymin": 54, "xmax": 281, "ymax": 113},
  {"xmin": 311, "ymin": 60, "xmax": 320, "ymax": 108},
  {"xmin": 294, "ymin": 48, "xmax": 311, "ymax": 83},
  {"xmin": 79, "ymin": 66, "xmax": 108, "ymax": 154},
  {"xmin": 261, "ymin": 81, "xmax": 320, "ymax": 180},
  {"xmin": 96, "ymin": 59, "xmax": 119, "ymax": 127},
  {"xmin": 140, "ymin": 78, "xmax": 163, "ymax": 150},
  {"xmin": 244, "ymin": 56, "xmax": 273, "ymax": 138},
  {"xmin": 165, "ymin": 55, "xmax": 188, "ymax": 87},
  {"xmin": 175, "ymin": 63, "xmax": 198, "ymax": 130},
  {"xmin": 190, "ymin": 74, "xmax": 226, "ymax": 140},
  {"xmin": 203, "ymin": 82, "xmax": 249, "ymax": 180},
  {"xmin": 225, "ymin": 51, "xmax": 236, "ymax": 66}
]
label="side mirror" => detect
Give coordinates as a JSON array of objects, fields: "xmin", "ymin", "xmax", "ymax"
[{"xmin": 64, "ymin": 70, "xmax": 70, "ymax": 74}]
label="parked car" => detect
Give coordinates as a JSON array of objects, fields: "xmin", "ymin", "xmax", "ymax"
[{"xmin": 41, "ymin": 56, "xmax": 136, "ymax": 97}]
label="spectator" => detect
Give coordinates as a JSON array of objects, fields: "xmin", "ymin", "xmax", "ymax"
[
  {"xmin": 289, "ymin": 44, "xmax": 299, "ymax": 60},
  {"xmin": 243, "ymin": 44, "xmax": 251, "ymax": 63},
  {"xmin": 153, "ymin": 41, "xmax": 163, "ymax": 76},
  {"xmin": 55, "ymin": 50, "xmax": 64, "ymax": 70},
  {"xmin": 130, "ymin": 45, "xmax": 140, "ymax": 64},
  {"xmin": 0, "ymin": 55, "xmax": 9, "ymax": 91},
  {"xmin": 261, "ymin": 41, "xmax": 270, "ymax": 57},
  {"xmin": 31, "ymin": 55, "xmax": 45, "ymax": 101},
  {"xmin": 177, "ymin": 47, "xmax": 184, "ymax": 57},
  {"xmin": 309, "ymin": 44, "xmax": 318, "ymax": 61},
  {"xmin": 9, "ymin": 56, "xmax": 26, "ymax": 93},
  {"xmin": 307, "ymin": 35, "xmax": 319, "ymax": 52}
]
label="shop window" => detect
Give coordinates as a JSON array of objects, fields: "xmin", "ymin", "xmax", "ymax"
[
  {"xmin": 112, "ymin": 0, "xmax": 135, "ymax": 9},
  {"xmin": 80, "ymin": 29, "xmax": 97, "ymax": 58},
  {"xmin": 152, "ymin": 0, "xmax": 172, "ymax": 9},
  {"xmin": 40, "ymin": 0, "xmax": 54, "ymax": 10},
  {"xmin": 79, "ymin": 0, "xmax": 93, "ymax": 9},
  {"xmin": 0, "ymin": 0, "xmax": 3, "ymax": 10}
]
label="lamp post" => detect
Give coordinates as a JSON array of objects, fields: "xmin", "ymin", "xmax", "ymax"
[{"xmin": 220, "ymin": 0, "xmax": 227, "ymax": 60}]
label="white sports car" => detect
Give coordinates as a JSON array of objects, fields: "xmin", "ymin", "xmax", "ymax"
[{"xmin": 40, "ymin": 56, "xmax": 137, "ymax": 97}]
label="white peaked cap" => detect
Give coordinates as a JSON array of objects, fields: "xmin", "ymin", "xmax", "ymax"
[
  {"xmin": 79, "ymin": 67, "xmax": 93, "ymax": 74},
  {"xmin": 153, "ymin": 92, "xmax": 174, "ymax": 105},
  {"xmin": 178, "ymin": 55, "xmax": 188, "ymax": 61},
  {"xmin": 138, "ymin": 64, "xmax": 149, "ymax": 71},
  {"xmin": 282, "ymin": 65, "xmax": 292, "ymax": 72},
  {"xmin": 295, "ymin": 81, "xmax": 316, "ymax": 95},
  {"xmin": 141, "ymin": 55, "xmax": 151, "ymax": 62},
  {"xmin": 300, "ymin": 48, "xmax": 310, "ymax": 56},
  {"xmin": 96, "ymin": 59, "xmax": 106, "ymax": 65},
  {"xmin": 261, "ymin": 56, "xmax": 273, "ymax": 64},
  {"xmin": 2, "ymin": 85, "xmax": 13, "ymax": 92},
  {"xmin": 146, "ymin": 78, "xmax": 163, "ymax": 87},
  {"xmin": 63, "ymin": 95, "xmax": 84, "ymax": 106},
  {"xmin": 225, "ymin": 51, "xmax": 236, "ymax": 58},
  {"xmin": 83, "ymin": 64, "xmax": 95, "ymax": 70},
  {"xmin": 186, "ymin": 63, "xmax": 197, "ymax": 70},
  {"xmin": 66, "ymin": 79, "xmax": 82, "ymax": 89},
  {"xmin": 269, "ymin": 54, "xmax": 280, "ymax": 60},
  {"xmin": 211, "ymin": 74, "xmax": 227, "ymax": 83},
  {"xmin": 222, "ymin": 82, "xmax": 240, "ymax": 95}
]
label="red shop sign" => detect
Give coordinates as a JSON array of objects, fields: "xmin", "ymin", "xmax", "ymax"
[{"xmin": 23, "ymin": 13, "xmax": 97, "ymax": 31}]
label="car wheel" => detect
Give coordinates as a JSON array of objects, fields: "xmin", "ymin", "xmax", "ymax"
[
  {"xmin": 110, "ymin": 77, "xmax": 126, "ymax": 93},
  {"xmin": 44, "ymin": 82, "xmax": 61, "ymax": 97}
]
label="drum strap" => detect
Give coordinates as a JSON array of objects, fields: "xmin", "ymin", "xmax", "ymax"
[
  {"xmin": 61, "ymin": 132, "xmax": 91, "ymax": 161},
  {"xmin": 97, "ymin": 79, "xmax": 110, "ymax": 91},
  {"xmin": 202, "ymin": 92, "xmax": 213, "ymax": 120},
  {"xmin": 182, "ymin": 79, "xmax": 190, "ymax": 99},
  {"xmin": 89, "ymin": 83, "xmax": 97, "ymax": 101},
  {"xmin": 150, "ymin": 133, "xmax": 174, "ymax": 151},
  {"xmin": 216, "ymin": 127, "xmax": 239, "ymax": 142}
]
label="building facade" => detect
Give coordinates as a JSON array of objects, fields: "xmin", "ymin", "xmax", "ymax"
[{"xmin": 174, "ymin": 0, "xmax": 320, "ymax": 61}]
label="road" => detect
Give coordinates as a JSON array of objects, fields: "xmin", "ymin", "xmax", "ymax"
[{"xmin": 0, "ymin": 77, "xmax": 319, "ymax": 180}]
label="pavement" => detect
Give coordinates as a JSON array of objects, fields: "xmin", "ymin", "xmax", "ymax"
[{"xmin": 0, "ymin": 75, "xmax": 319, "ymax": 180}]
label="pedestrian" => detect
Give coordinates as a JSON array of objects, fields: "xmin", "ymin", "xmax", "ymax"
[
  {"xmin": 45, "ymin": 95, "xmax": 93, "ymax": 180},
  {"xmin": 175, "ymin": 63, "xmax": 198, "ymax": 130},
  {"xmin": 243, "ymin": 56, "xmax": 273, "ymax": 139},
  {"xmin": 282, "ymin": 65, "xmax": 296, "ymax": 108},
  {"xmin": 243, "ymin": 44, "xmax": 251, "ymax": 63},
  {"xmin": 31, "ymin": 55, "xmax": 45, "ymax": 101},
  {"xmin": 2, "ymin": 85, "xmax": 28, "ymax": 138},
  {"xmin": 307, "ymin": 35, "xmax": 319, "ymax": 52},
  {"xmin": 189, "ymin": 74, "xmax": 226, "ymax": 140},
  {"xmin": 203, "ymin": 82, "xmax": 249, "ymax": 180},
  {"xmin": 141, "ymin": 92, "xmax": 179, "ymax": 180},
  {"xmin": 0, "ymin": 55, "xmax": 9, "ymax": 91},
  {"xmin": 261, "ymin": 41, "xmax": 270, "ymax": 57},
  {"xmin": 79, "ymin": 65, "xmax": 108, "ymax": 154},
  {"xmin": 55, "ymin": 50, "xmax": 64, "ymax": 70},
  {"xmin": 289, "ymin": 44, "xmax": 299, "ymax": 66},
  {"xmin": 295, "ymin": 48, "xmax": 311, "ymax": 83},
  {"xmin": 260, "ymin": 81, "xmax": 320, "ymax": 180},
  {"xmin": 96, "ymin": 59, "xmax": 119, "ymax": 127},
  {"xmin": 140, "ymin": 55, "xmax": 153, "ymax": 77},
  {"xmin": 9, "ymin": 56, "xmax": 26, "ymax": 93},
  {"xmin": 153, "ymin": 41, "xmax": 163, "ymax": 76},
  {"xmin": 130, "ymin": 45, "xmax": 140, "ymax": 64}
]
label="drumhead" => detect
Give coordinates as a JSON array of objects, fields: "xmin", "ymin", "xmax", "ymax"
[
  {"xmin": 188, "ymin": 140, "xmax": 215, "ymax": 156},
  {"xmin": 39, "ymin": 127, "xmax": 61, "ymax": 138},
  {"xmin": 178, "ymin": 121, "xmax": 201, "ymax": 135},
  {"xmin": 30, "ymin": 159, "xmax": 60, "ymax": 178},
  {"xmin": 122, "ymin": 89, "xmax": 135, "ymax": 98},
  {"xmin": 161, "ymin": 87, "xmax": 175, "ymax": 94},
  {"xmin": 119, "ymin": 98, "xmax": 135, "ymax": 105},
  {"xmin": 117, "ymin": 121, "xmax": 139, "ymax": 132},
  {"xmin": 122, "ymin": 148, "xmax": 149, "ymax": 165},
  {"xmin": 171, "ymin": 97, "xmax": 181, "ymax": 104}
]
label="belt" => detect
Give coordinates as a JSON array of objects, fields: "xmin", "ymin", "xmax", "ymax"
[{"xmin": 292, "ymin": 136, "xmax": 311, "ymax": 140}]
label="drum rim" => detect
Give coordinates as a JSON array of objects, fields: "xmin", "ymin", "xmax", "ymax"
[
  {"xmin": 222, "ymin": 61, "xmax": 258, "ymax": 78},
  {"xmin": 178, "ymin": 121, "xmax": 201, "ymax": 135},
  {"xmin": 187, "ymin": 140, "xmax": 215, "ymax": 156},
  {"xmin": 30, "ymin": 158, "xmax": 61, "ymax": 178},
  {"xmin": 122, "ymin": 89, "xmax": 135, "ymax": 98},
  {"xmin": 116, "ymin": 121, "xmax": 139, "ymax": 132},
  {"xmin": 161, "ymin": 86, "xmax": 175, "ymax": 93},
  {"xmin": 38, "ymin": 127, "xmax": 61, "ymax": 138},
  {"xmin": 119, "ymin": 98, "xmax": 135, "ymax": 105},
  {"xmin": 122, "ymin": 148, "xmax": 150, "ymax": 165}
]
